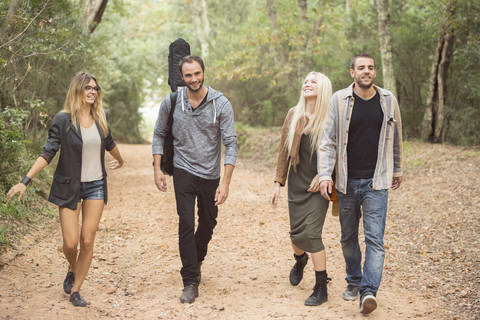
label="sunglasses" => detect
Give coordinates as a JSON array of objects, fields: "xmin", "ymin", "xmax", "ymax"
[{"xmin": 85, "ymin": 85, "xmax": 101, "ymax": 92}]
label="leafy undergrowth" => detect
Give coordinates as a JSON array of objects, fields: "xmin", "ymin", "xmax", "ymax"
[
  {"xmin": 0, "ymin": 169, "xmax": 56, "ymax": 267},
  {"xmin": 386, "ymin": 140, "xmax": 480, "ymax": 319}
]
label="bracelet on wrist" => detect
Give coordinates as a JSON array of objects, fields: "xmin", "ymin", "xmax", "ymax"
[{"xmin": 20, "ymin": 176, "xmax": 31, "ymax": 186}]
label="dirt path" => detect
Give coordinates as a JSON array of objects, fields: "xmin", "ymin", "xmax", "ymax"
[{"xmin": 0, "ymin": 142, "xmax": 477, "ymax": 319}]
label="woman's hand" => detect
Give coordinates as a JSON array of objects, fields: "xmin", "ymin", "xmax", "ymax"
[
  {"xmin": 109, "ymin": 159, "xmax": 124, "ymax": 170},
  {"xmin": 6, "ymin": 183, "xmax": 27, "ymax": 201},
  {"xmin": 269, "ymin": 182, "xmax": 281, "ymax": 209},
  {"xmin": 307, "ymin": 174, "xmax": 321, "ymax": 193},
  {"xmin": 108, "ymin": 146, "xmax": 124, "ymax": 170}
]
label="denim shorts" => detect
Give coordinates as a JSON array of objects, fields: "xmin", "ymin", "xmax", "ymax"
[{"xmin": 77, "ymin": 179, "xmax": 105, "ymax": 202}]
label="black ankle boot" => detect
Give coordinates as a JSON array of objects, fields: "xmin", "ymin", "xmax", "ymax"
[
  {"xmin": 289, "ymin": 253, "xmax": 308, "ymax": 286},
  {"xmin": 304, "ymin": 271, "xmax": 331, "ymax": 306}
]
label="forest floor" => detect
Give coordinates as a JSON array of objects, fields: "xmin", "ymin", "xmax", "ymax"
[{"xmin": 0, "ymin": 141, "xmax": 479, "ymax": 320}]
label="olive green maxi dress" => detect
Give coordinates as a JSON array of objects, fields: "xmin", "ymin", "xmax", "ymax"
[{"xmin": 287, "ymin": 133, "xmax": 329, "ymax": 252}]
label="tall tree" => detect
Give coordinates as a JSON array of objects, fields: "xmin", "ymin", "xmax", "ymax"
[
  {"xmin": 422, "ymin": 1, "xmax": 455, "ymax": 143},
  {"xmin": 184, "ymin": 0, "xmax": 211, "ymax": 58},
  {"xmin": 376, "ymin": 0, "xmax": 396, "ymax": 96},
  {"xmin": 3, "ymin": 0, "xmax": 22, "ymax": 36},
  {"xmin": 266, "ymin": 0, "xmax": 289, "ymax": 74},
  {"xmin": 84, "ymin": 0, "xmax": 109, "ymax": 33}
]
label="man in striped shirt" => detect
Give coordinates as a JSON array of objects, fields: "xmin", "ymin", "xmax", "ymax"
[{"xmin": 317, "ymin": 54, "xmax": 403, "ymax": 315}]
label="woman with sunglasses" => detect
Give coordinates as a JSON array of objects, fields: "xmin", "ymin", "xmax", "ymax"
[{"xmin": 7, "ymin": 71, "xmax": 124, "ymax": 307}]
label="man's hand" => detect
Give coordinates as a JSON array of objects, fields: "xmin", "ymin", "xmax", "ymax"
[
  {"xmin": 154, "ymin": 169, "xmax": 167, "ymax": 192},
  {"xmin": 214, "ymin": 181, "xmax": 229, "ymax": 206},
  {"xmin": 320, "ymin": 180, "xmax": 333, "ymax": 201},
  {"xmin": 153, "ymin": 154, "xmax": 167, "ymax": 192},
  {"xmin": 215, "ymin": 164, "xmax": 234, "ymax": 206},
  {"xmin": 391, "ymin": 176, "xmax": 403, "ymax": 190}
]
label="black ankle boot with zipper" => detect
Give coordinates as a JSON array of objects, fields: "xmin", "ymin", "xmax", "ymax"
[{"xmin": 304, "ymin": 270, "xmax": 331, "ymax": 306}]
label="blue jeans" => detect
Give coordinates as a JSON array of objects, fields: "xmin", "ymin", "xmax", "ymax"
[
  {"xmin": 337, "ymin": 178, "xmax": 388, "ymax": 297},
  {"xmin": 77, "ymin": 179, "xmax": 105, "ymax": 202}
]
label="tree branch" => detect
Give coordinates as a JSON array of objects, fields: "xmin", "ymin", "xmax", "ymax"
[{"xmin": 0, "ymin": 0, "xmax": 51, "ymax": 50}]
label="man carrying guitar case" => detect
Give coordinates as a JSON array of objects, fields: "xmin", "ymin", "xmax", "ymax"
[
  {"xmin": 161, "ymin": 38, "xmax": 191, "ymax": 175},
  {"xmin": 152, "ymin": 47, "xmax": 238, "ymax": 304}
]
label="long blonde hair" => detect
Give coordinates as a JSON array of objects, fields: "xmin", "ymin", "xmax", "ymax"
[
  {"xmin": 62, "ymin": 71, "xmax": 108, "ymax": 137},
  {"xmin": 285, "ymin": 72, "xmax": 332, "ymax": 157}
]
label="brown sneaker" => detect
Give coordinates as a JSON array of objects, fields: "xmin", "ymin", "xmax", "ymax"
[
  {"xmin": 180, "ymin": 284, "xmax": 199, "ymax": 304},
  {"xmin": 359, "ymin": 292, "xmax": 377, "ymax": 314}
]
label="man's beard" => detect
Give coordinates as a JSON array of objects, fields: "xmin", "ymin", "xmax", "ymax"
[
  {"xmin": 356, "ymin": 81, "xmax": 373, "ymax": 90},
  {"xmin": 355, "ymin": 75, "xmax": 374, "ymax": 90},
  {"xmin": 186, "ymin": 78, "xmax": 204, "ymax": 92}
]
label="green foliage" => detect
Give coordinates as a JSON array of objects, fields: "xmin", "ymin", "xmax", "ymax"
[
  {"xmin": 0, "ymin": 108, "xmax": 30, "ymax": 192},
  {"xmin": 87, "ymin": 0, "xmax": 173, "ymax": 143},
  {"xmin": 206, "ymin": 0, "xmax": 353, "ymax": 126},
  {"xmin": 0, "ymin": 0, "xmax": 89, "ymax": 250},
  {"xmin": 104, "ymin": 81, "xmax": 144, "ymax": 143},
  {"xmin": 0, "ymin": 106, "xmax": 53, "ymax": 250},
  {"xmin": 235, "ymin": 122, "xmax": 281, "ymax": 168},
  {"xmin": 1, "ymin": 0, "xmax": 94, "ymax": 132},
  {"xmin": 391, "ymin": 0, "xmax": 434, "ymax": 139},
  {"xmin": 442, "ymin": 1, "xmax": 480, "ymax": 145},
  {"xmin": 0, "ymin": 0, "xmax": 479, "ymax": 258},
  {"xmin": 0, "ymin": 0, "xmax": 479, "ymax": 147},
  {"xmin": 1, "ymin": 199, "xmax": 27, "ymax": 220}
]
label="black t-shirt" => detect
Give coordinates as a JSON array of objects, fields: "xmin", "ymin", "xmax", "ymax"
[{"xmin": 347, "ymin": 91, "xmax": 383, "ymax": 179}]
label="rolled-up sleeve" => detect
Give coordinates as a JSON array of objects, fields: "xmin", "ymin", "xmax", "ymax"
[
  {"xmin": 105, "ymin": 128, "xmax": 116, "ymax": 151},
  {"xmin": 152, "ymin": 96, "xmax": 171, "ymax": 155},
  {"xmin": 40, "ymin": 114, "xmax": 62, "ymax": 164},
  {"xmin": 392, "ymin": 98, "xmax": 403, "ymax": 177},
  {"xmin": 219, "ymin": 100, "xmax": 237, "ymax": 166},
  {"xmin": 104, "ymin": 112, "xmax": 116, "ymax": 151}
]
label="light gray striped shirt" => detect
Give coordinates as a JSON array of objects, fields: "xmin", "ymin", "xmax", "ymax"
[{"xmin": 317, "ymin": 83, "xmax": 403, "ymax": 193}]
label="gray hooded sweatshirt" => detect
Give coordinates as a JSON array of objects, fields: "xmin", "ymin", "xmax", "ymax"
[{"xmin": 152, "ymin": 86, "xmax": 237, "ymax": 180}]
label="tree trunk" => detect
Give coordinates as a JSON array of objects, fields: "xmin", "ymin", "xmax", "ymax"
[
  {"xmin": 297, "ymin": 0, "xmax": 308, "ymax": 22},
  {"xmin": 346, "ymin": 0, "xmax": 352, "ymax": 24},
  {"xmin": 3, "ymin": 0, "xmax": 22, "ymax": 36},
  {"xmin": 191, "ymin": 0, "xmax": 211, "ymax": 58},
  {"xmin": 84, "ymin": 0, "xmax": 109, "ymax": 33},
  {"xmin": 423, "ymin": 28, "xmax": 455, "ymax": 143},
  {"xmin": 296, "ymin": 0, "xmax": 322, "ymax": 73},
  {"xmin": 266, "ymin": 0, "xmax": 290, "ymax": 78},
  {"xmin": 376, "ymin": 0, "xmax": 397, "ymax": 96}
]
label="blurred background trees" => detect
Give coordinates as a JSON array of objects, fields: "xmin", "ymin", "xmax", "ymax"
[
  {"xmin": 0, "ymin": 0, "xmax": 478, "ymax": 249},
  {"xmin": 0, "ymin": 0, "xmax": 479, "ymax": 179}
]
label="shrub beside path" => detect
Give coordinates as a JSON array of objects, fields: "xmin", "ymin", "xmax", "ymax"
[{"xmin": 0, "ymin": 141, "xmax": 478, "ymax": 319}]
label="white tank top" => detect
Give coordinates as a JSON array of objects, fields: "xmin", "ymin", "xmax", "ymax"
[{"xmin": 80, "ymin": 123, "xmax": 103, "ymax": 182}]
